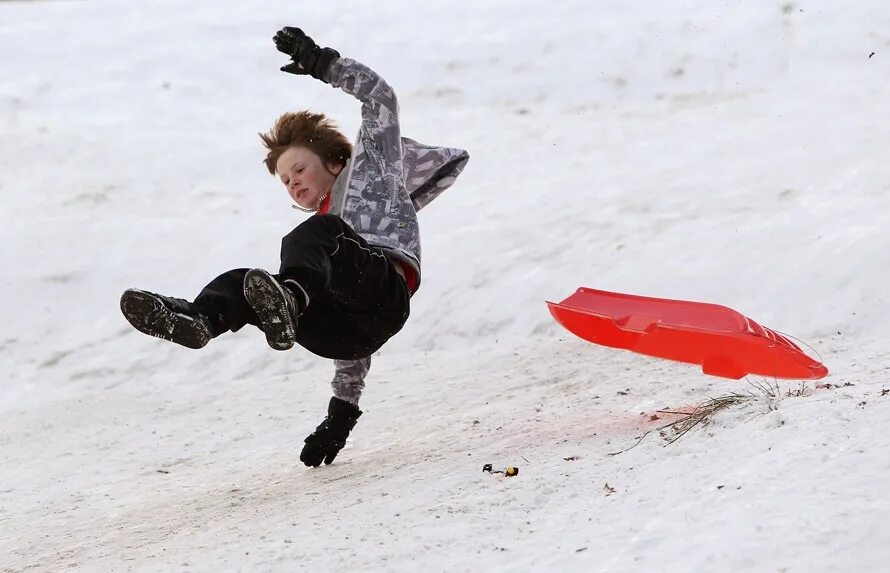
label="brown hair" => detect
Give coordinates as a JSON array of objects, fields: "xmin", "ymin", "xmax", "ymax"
[{"xmin": 259, "ymin": 111, "xmax": 352, "ymax": 175}]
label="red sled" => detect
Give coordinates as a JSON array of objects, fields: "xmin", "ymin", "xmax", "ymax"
[{"xmin": 547, "ymin": 288, "xmax": 828, "ymax": 380}]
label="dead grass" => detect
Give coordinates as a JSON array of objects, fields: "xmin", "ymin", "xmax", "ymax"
[
  {"xmin": 655, "ymin": 392, "xmax": 753, "ymax": 445},
  {"xmin": 608, "ymin": 378, "xmax": 790, "ymax": 456}
]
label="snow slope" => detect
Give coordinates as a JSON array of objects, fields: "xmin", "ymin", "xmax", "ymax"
[{"xmin": 2, "ymin": 1, "xmax": 889, "ymax": 571}]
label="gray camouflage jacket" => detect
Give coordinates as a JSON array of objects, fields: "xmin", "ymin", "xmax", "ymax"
[{"xmin": 320, "ymin": 57, "xmax": 469, "ymax": 404}]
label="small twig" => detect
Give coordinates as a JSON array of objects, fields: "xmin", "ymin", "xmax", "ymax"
[
  {"xmin": 607, "ymin": 408, "xmax": 692, "ymax": 455},
  {"xmin": 607, "ymin": 427, "xmax": 658, "ymax": 456},
  {"xmin": 656, "ymin": 409, "xmax": 696, "ymax": 416}
]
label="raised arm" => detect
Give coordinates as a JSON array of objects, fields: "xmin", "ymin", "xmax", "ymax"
[
  {"xmin": 325, "ymin": 58, "xmax": 402, "ymax": 165},
  {"xmin": 273, "ymin": 27, "xmax": 402, "ymax": 165}
]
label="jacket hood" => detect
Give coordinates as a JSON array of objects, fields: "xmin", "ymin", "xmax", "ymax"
[{"xmin": 401, "ymin": 137, "xmax": 470, "ymax": 211}]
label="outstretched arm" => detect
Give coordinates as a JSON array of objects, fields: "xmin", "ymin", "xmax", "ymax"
[
  {"xmin": 330, "ymin": 356, "xmax": 371, "ymax": 405},
  {"xmin": 298, "ymin": 357, "xmax": 371, "ymax": 467}
]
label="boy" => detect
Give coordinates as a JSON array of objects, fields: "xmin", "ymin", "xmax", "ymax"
[{"xmin": 120, "ymin": 27, "xmax": 469, "ymax": 467}]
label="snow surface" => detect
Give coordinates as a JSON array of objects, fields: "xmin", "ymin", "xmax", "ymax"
[{"xmin": 2, "ymin": 1, "xmax": 890, "ymax": 571}]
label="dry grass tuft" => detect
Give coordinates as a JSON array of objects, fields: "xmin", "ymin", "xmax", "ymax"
[
  {"xmin": 656, "ymin": 392, "xmax": 752, "ymax": 445},
  {"xmin": 608, "ymin": 379, "xmax": 789, "ymax": 456}
]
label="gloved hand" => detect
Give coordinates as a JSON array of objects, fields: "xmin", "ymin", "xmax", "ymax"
[
  {"xmin": 300, "ymin": 396, "xmax": 362, "ymax": 467},
  {"xmin": 273, "ymin": 27, "xmax": 340, "ymax": 82}
]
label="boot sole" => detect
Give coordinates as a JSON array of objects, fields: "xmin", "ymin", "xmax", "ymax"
[
  {"xmin": 120, "ymin": 289, "xmax": 211, "ymax": 349},
  {"xmin": 243, "ymin": 269, "xmax": 296, "ymax": 351}
]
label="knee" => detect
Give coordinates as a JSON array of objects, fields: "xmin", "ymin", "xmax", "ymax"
[
  {"xmin": 310, "ymin": 213, "xmax": 345, "ymax": 230},
  {"xmin": 281, "ymin": 214, "xmax": 347, "ymax": 248}
]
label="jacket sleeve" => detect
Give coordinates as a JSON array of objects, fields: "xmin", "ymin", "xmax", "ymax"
[
  {"xmin": 330, "ymin": 356, "xmax": 371, "ymax": 405},
  {"xmin": 325, "ymin": 58, "xmax": 402, "ymax": 167}
]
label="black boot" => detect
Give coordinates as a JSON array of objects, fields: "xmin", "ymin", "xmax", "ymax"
[
  {"xmin": 242, "ymin": 268, "xmax": 302, "ymax": 351},
  {"xmin": 120, "ymin": 289, "xmax": 213, "ymax": 349}
]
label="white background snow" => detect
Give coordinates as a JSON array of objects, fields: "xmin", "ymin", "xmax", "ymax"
[{"xmin": 2, "ymin": 0, "xmax": 889, "ymax": 571}]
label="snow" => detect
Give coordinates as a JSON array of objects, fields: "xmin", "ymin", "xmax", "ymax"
[{"xmin": 2, "ymin": 1, "xmax": 889, "ymax": 571}]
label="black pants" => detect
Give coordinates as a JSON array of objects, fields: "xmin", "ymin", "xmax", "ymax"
[{"xmin": 193, "ymin": 214, "xmax": 411, "ymax": 360}]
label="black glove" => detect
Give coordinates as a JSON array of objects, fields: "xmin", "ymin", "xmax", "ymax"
[
  {"xmin": 273, "ymin": 27, "xmax": 340, "ymax": 82},
  {"xmin": 300, "ymin": 396, "xmax": 362, "ymax": 467}
]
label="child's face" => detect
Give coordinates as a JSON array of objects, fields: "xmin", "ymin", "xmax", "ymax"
[{"xmin": 276, "ymin": 146, "xmax": 342, "ymax": 209}]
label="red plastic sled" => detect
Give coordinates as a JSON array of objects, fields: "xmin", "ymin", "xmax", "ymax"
[{"xmin": 547, "ymin": 288, "xmax": 828, "ymax": 380}]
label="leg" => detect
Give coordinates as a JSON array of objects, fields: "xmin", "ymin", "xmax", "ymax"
[
  {"xmin": 193, "ymin": 268, "xmax": 262, "ymax": 335},
  {"xmin": 123, "ymin": 267, "xmax": 284, "ymax": 349},
  {"xmin": 279, "ymin": 214, "xmax": 397, "ymax": 312},
  {"xmin": 246, "ymin": 214, "xmax": 410, "ymax": 359},
  {"xmin": 122, "ymin": 269, "xmax": 259, "ymax": 348},
  {"xmin": 120, "ymin": 289, "xmax": 213, "ymax": 349},
  {"xmin": 288, "ymin": 218, "xmax": 411, "ymax": 359}
]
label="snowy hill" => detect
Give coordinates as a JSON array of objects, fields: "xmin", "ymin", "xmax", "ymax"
[{"xmin": 2, "ymin": 1, "xmax": 889, "ymax": 571}]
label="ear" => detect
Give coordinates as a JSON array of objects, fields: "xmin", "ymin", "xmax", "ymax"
[{"xmin": 327, "ymin": 161, "xmax": 343, "ymax": 176}]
